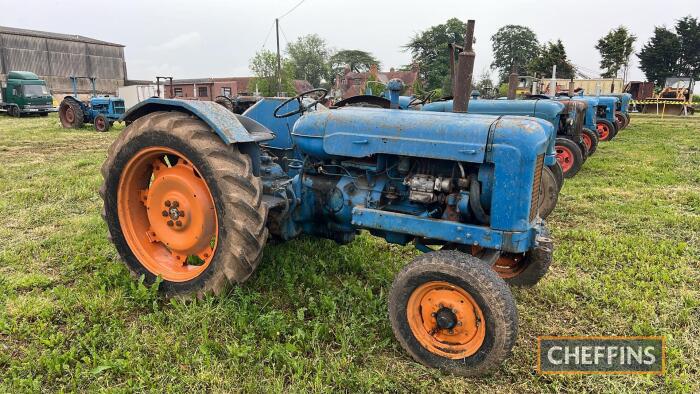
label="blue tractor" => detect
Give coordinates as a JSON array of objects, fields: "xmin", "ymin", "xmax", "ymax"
[
  {"xmin": 102, "ymin": 93, "xmax": 556, "ymax": 377},
  {"xmin": 101, "ymin": 21, "xmax": 555, "ymax": 377},
  {"xmin": 601, "ymin": 92, "xmax": 632, "ymax": 130},
  {"xmin": 58, "ymin": 76, "xmax": 125, "ymax": 132}
]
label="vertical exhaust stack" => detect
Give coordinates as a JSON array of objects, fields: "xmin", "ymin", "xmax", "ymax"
[
  {"xmin": 452, "ymin": 19, "xmax": 475, "ymax": 113},
  {"xmin": 507, "ymin": 67, "xmax": 518, "ymax": 100},
  {"xmin": 568, "ymin": 79, "xmax": 575, "ymax": 97}
]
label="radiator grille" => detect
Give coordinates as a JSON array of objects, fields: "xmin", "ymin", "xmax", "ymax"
[{"xmin": 530, "ymin": 154, "xmax": 544, "ymax": 221}]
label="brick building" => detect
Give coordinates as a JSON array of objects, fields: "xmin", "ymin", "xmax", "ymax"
[
  {"xmin": 163, "ymin": 77, "xmax": 313, "ymax": 100},
  {"xmin": 334, "ymin": 64, "xmax": 420, "ymax": 99}
]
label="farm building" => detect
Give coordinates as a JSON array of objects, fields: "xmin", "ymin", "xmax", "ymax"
[{"xmin": 0, "ymin": 25, "xmax": 127, "ymax": 98}]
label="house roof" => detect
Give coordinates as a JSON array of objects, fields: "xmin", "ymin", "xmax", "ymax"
[{"xmin": 0, "ymin": 25, "xmax": 124, "ymax": 47}]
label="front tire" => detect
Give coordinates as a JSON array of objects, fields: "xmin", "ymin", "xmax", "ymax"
[
  {"xmin": 555, "ymin": 137, "xmax": 583, "ymax": 178},
  {"xmin": 94, "ymin": 114, "xmax": 110, "ymax": 132},
  {"xmin": 547, "ymin": 162, "xmax": 564, "ymax": 192},
  {"xmin": 389, "ymin": 251, "xmax": 518, "ymax": 377},
  {"xmin": 581, "ymin": 128, "xmax": 599, "ymax": 156},
  {"xmin": 596, "ymin": 119, "xmax": 616, "ymax": 141},
  {"xmin": 538, "ymin": 166, "xmax": 559, "ymax": 219},
  {"xmin": 100, "ymin": 111, "xmax": 268, "ymax": 298}
]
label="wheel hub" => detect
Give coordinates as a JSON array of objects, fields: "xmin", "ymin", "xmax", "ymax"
[
  {"xmin": 555, "ymin": 145, "xmax": 574, "ymax": 172},
  {"xmin": 145, "ymin": 162, "xmax": 213, "ymax": 256},
  {"xmin": 117, "ymin": 147, "xmax": 218, "ymax": 281},
  {"xmin": 407, "ymin": 281, "xmax": 485, "ymax": 359},
  {"xmin": 435, "ymin": 307, "xmax": 457, "ymax": 330}
]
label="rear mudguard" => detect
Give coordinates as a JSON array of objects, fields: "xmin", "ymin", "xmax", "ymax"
[{"xmin": 121, "ymin": 98, "xmax": 274, "ymax": 145}]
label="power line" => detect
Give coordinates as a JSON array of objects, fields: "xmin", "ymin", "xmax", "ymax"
[
  {"xmin": 279, "ymin": 24, "xmax": 291, "ymax": 47},
  {"xmin": 278, "ymin": 0, "xmax": 306, "ymax": 19},
  {"xmin": 260, "ymin": 20, "xmax": 275, "ymax": 50}
]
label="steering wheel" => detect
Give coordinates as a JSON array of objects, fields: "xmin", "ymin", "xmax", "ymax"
[
  {"xmin": 273, "ymin": 88, "xmax": 328, "ymax": 118},
  {"xmin": 407, "ymin": 91, "xmax": 435, "ymax": 107}
]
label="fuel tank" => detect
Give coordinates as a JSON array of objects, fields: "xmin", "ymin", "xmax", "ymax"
[{"xmin": 291, "ymin": 107, "xmax": 552, "ymax": 165}]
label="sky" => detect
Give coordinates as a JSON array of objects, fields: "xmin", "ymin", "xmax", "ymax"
[{"xmin": 0, "ymin": 0, "xmax": 695, "ymax": 83}]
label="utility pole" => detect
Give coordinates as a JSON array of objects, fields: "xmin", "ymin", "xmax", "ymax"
[{"xmin": 275, "ymin": 18, "xmax": 282, "ymax": 97}]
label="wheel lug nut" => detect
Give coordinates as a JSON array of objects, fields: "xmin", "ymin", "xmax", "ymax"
[
  {"xmin": 165, "ymin": 200, "xmax": 171, "ymax": 207},
  {"xmin": 179, "ymin": 211, "xmax": 185, "ymax": 217},
  {"xmin": 175, "ymin": 221, "xmax": 182, "ymax": 227},
  {"xmin": 172, "ymin": 201, "xmax": 179, "ymax": 208},
  {"xmin": 167, "ymin": 220, "xmax": 174, "ymax": 226},
  {"xmin": 162, "ymin": 210, "xmax": 168, "ymax": 217}
]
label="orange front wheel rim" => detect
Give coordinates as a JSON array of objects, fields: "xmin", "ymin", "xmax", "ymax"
[
  {"xmin": 117, "ymin": 146, "xmax": 218, "ymax": 282},
  {"xmin": 407, "ymin": 281, "xmax": 486, "ymax": 359}
]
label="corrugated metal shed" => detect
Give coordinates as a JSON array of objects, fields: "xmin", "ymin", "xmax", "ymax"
[{"xmin": 0, "ymin": 26, "xmax": 126, "ymax": 95}]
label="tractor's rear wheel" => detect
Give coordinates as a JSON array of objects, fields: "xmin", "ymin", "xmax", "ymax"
[
  {"xmin": 389, "ymin": 250, "xmax": 518, "ymax": 377},
  {"xmin": 100, "ymin": 111, "xmax": 268, "ymax": 298},
  {"xmin": 596, "ymin": 119, "xmax": 616, "ymax": 141},
  {"xmin": 59, "ymin": 98, "xmax": 84, "ymax": 128},
  {"xmin": 555, "ymin": 137, "xmax": 583, "ymax": 178},
  {"xmin": 94, "ymin": 114, "xmax": 110, "ymax": 132},
  {"xmin": 538, "ymin": 166, "xmax": 559, "ymax": 219},
  {"xmin": 581, "ymin": 128, "xmax": 599, "ymax": 156},
  {"xmin": 484, "ymin": 228, "xmax": 553, "ymax": 287}
]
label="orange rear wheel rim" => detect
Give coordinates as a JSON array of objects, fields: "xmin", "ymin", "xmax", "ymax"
[
  {"xmin": 407, "ymin": 281, "xmax": 486, "ymax": 359},
  {"xmin": 117, "ymin": 146, "xmax": 218, "ymax": 282}
]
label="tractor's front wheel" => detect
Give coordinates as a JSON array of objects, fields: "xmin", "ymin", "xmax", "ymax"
[
  {"xmin": 596, "ymin": 119, "xmax": 616, "ymax": 141},
  {"xmin": 94, "ymin": 114, "xmax": 110, "ymax": 132},
  {"xmin": 389, "ymin": 250, "xmax": 518, "ymax": 377},
  {"xmin": 615, "ymin": 112, "xmax": 628, "ymax": 130},
  {"xmin": 538, "ymin": 166, "xmax": 559, "ymax": 219},
  {"xmin": 547, "ymin": 162, "xmax": 564, "ymax": 192},
  {"xmin": 100, "ymin": 111, "xmax": 268, "ymax": 298},
  {"xmin": 581, "ymin": 128, "xmax": 599, "ymax": 156},
  {"xmin": 555, "ymin": 137, "xmax": 583, "ymax": 178},
  {"xmin": 59, "ymin": 98, "xmax": 84, "ymax": 128}
]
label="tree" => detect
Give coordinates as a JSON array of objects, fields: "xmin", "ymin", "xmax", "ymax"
[
  {"xmin": 404, "ymin": 18, "xmax": 467, "ymax": 92},
  {"xmin": 528, "ymin": 40, "xmax": 575, "ymax": 79},
  {"xmin": 595, "ymin": 26, "xmax": 636, "ymax": 78},
  {"xmin": 675, "ymin": 16, "xmax": 700, "ymax": 79},
  {"xmin": 638, "ymin": 27, "xmax": 682, "ymax": 86},
  {"xmin": 248, "ymin": 50, "xmax": 296, "ymax": 96},
  {"xmin": 286, "ymin": 34, "xmax": 332, "ymax": 88},
  {"xmin": 474, "ymin": 70, "xmax": 495, "ymax": 98},
  {"xmin": 330, "ymin": 49, "xmax": 380, "ymax": 74},
  {"xmin": 490, "ymin": 25, "xmax": 540, "ymax": 82},
  {"xmin": 638, "ymin": 16, "xmax": 700, "ymax": 86}
]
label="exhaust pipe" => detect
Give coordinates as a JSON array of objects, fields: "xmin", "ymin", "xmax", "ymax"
[
  {"xmin": 507, "ymin": 68, "xmax": 518, "ymax": 100},
  {"xmin": 453, "ymin": 20, "xmax": 475, "ymax": 113}
]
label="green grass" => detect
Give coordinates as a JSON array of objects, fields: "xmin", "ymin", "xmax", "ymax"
[{"xmin": 0, "ymin": 113, "xmax": 699, "ymax": 393}]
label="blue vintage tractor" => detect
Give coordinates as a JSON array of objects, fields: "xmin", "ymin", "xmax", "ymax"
[
  {"xmin": 601, "ymin": 93, "xmax": 632, "ymax": 130},
  {"xmin": 569, "ymin": 96, "xmax": 601, "ymax": 156},
  {"xmin": 101, "ymin": 80, "xmax": 555, "ymax": 376},
  {"xmin": 58, "ymin": 76, "xmax": 125, "ymax": 132}
]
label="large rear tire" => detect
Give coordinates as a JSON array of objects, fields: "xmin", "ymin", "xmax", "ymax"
[
  {"xmin": 59, "ymin": 98, "xmax": 85, "ymax": 128},
  {"xmin": 490, "ymin": 228, "xmax": 553, "ymax": 287},
  {"xmin": 555, "ymin": 137, "xmax": 583, "ymax": 178},
  {"xmin": 389, "ymin": 250, "xmax": 518, "ymax": 377},
  {"xmin": 100, "ymin": 111, "xmax": 268, "ymax": 298}
]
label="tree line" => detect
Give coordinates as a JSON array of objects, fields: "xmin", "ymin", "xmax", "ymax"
[{"xmin": 249, "ymin": 16, "xmax": 699, "ymax": 97}]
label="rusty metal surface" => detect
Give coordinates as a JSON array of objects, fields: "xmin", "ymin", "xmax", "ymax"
[{"xmin": 453, "ymin": 20, "xmax": 475, "ymax": 113}]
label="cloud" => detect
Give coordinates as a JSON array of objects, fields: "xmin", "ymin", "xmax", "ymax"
[{"xmin": 150, "ymin": 32, "xmax": 202, "ymax": 51}]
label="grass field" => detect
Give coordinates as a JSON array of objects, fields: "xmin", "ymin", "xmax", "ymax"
[{"xmin": 0, "ymin": 113, "xmax": 698, "ymax": 393}]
